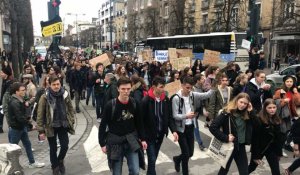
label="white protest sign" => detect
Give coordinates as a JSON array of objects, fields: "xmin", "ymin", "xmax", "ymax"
[
  {"xmin": 241, "ymin": 39, "xmax": 251, "ymax": 50},
  {"xmin": 155, "ymin": 50, "xmax": 169, "ymax": 62}
]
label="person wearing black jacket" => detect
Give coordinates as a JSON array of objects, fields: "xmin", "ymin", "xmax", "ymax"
[
  {"xmin": 85, "ymin": 64, "xmax": 95, "ymax": 106},
  {"xmin": 94, "ymin": 63, "xmax": 106, "ymax": 120},
  {"xmin": 102, "ymin": 73, "xmax": 119, "ymax": 115},
  {"xmin": 8, "ymin": 82, "xmax": 45, "ymax": 168},
  {"xmin": 231, "ymin": 73, "xmax": 249, "ymax": 98},
  {"xmin": 249, "ymin": 47, "xmax": 260, "ymax": 72},
  {"xmin": 141, "ymin": 76, "xmax": 178, "ymax": 175},
  {"xmin": 70, "ymin": 63, "xmax": 86, "ymax": 113},
  {"xmin": 285, "ymin": 117, "xmax": 300, "ymax": 174},
  {"xmin": 209, "ymin": 93, "xmax": 254, "ymax": 175},
  {"xmin": 248, "ymin": 99, "xmax": 284, "ymax": 175},
  {"xmin": 245, "ymin": 70, "xmax": 272, "ymax": 113},
  {"xmin": 0, "ymin": 66, "xmax": 13, "ymax": 133},
  {"xmin": 98, "ymin": 77, "xmax": 147, "ymax": 175}
]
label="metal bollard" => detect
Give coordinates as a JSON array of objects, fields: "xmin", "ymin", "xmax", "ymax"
[{"xmin": 0, "ymin": 144, "xmax": 23, "ymax": 175}]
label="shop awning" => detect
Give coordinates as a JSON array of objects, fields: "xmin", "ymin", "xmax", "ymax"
[{"xmin": 271, "ymin": 35, "xmax": 300, "ymax": 41}]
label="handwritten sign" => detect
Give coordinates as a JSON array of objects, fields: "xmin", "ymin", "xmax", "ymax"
[
  {"xmin": 170, "ymin": 57, "xmax": 191, "ymax": 70},
  {"xmin": 89, "ymin": 53, "xmax": 111, "ymax": 69},
  {"xmin": 241, "ymin": 39, "xmax": 251, "ymax": 50},
  {"xmin": 155, "ymin": 50, "xmax": 168, "ymax": 62},
  {"xmin": 165, "ymin": 80, "xmax": 181, "ymax": 97},
  {"xmin": 168, "ymin": 48, "xmax": 177, "ymax": 59},
  {"xmin": 176, "ymin": 49, "xmax": 193, "ymax": 58},
  {"xmin": 203, "ymin": 49, "xmax": 221, "ymax": 65},
  {"xmin": 142, "ymin": 49, "xmax": 153, "ymax": 62}
]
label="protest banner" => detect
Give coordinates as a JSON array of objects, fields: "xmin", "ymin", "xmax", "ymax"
[
  {"xmin": 176, "ymin": 49, "xmax": 193, "ymax": 58},
  {"xmin": 170, "ymin": 57, "xmax": 191, "ymax": 70},
  {"xmin": 168, "ymin": 48, "xmax": 177, "ymax": 59},
  {"xmin": 89, "ymin": 53, "xmax": 111, "ymax": 69},
  {"xmin": 154, "ymin": 50, "xmax": 168, "ymax": 62},
  {"xmin": 202, "ymin": 49, "xmax": 221, "ymax": 65},
  {"xmin": 165, "ymin": 80, "xmax": 181, "ymax": 97},
  {"xmin": 142, "ymin": 49, "xmax": 153, "ymax": 62},
  {"xmin": 241, "ymin": 39, "xmax": 251, "ymax": 50}
]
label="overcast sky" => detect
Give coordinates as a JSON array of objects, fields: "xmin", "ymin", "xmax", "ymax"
[{"xmin": 31, "ymin": 0, "xmax": 101, "ymax": 36}]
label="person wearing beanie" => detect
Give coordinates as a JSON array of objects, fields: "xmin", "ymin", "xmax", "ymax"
[{"xmin": 0, "ymin": 67, "xmax": 13, "ymax": 133}]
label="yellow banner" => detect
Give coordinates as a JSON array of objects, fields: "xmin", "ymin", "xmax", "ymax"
[{"xmin": 42, "ymin": 22, "xmax": 63, "ymax": 37}]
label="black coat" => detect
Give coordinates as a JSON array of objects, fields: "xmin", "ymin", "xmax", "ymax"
[
  {"xmin": 291, "ymin": 118, "xmax": 300, "ymax": 144},
  {"xmin": 102, "ymin": 81, "xmax": 118, "ymax": 109},
  {"xmin": 70, "ymin": 70, "xmax": 85, "ymax": 91},
  {"xmin": 94, "ymin": 72, "xmax": 105, "ymax": 95},
  {"xmin": 249, "ymin": 53, "xmax": 260, "ymax": 71},
  {"xmin": 232, "ymin": 83, "xmax": 246, "ymax": 98},
  {"xmin": 8, "ymin": 95, "xmax": 29, "ymax": 130},
  {"xmin": 209, "ymin": 111, "xmax": 254, "ymax": 146},
  {"xmin": 250, "ymin": 118, "xmax": 284, "ymax": 159},
  {"xmin": 245, "ymin": 81, "xmax": 272, "ymax": 113},
  {"xmin": 141, "ymin": 95, "xmax": 177, "ymax": 142}
]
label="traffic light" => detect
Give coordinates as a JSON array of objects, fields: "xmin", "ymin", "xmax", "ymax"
[{"xmin": 247, "ymin": 0, "xmax": 260, "ymax": 37}]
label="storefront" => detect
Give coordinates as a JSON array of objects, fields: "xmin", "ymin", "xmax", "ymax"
[{"xmin": 271, "ymin": 33, "xmax": 300, "ymax": 61}]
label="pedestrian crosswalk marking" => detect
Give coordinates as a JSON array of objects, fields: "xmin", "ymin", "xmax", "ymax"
[{"xmin": 83, "ymin": 126, "xmax": 109, "ymax": 172}]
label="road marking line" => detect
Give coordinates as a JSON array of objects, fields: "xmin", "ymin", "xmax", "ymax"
[{"xmin": 83, "ymin": 125, "xmax": 109, "ymax": 172}]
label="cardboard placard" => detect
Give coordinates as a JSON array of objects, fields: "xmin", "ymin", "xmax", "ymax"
[
  {"xmin": 176, "ymin": 49, "xmax": 193, "ymax": 58},
  {"xmin": 165, "ymin": 80, "xmax": 181, "ymax": 97},
  {"xmin": 142, "ymin": 49, "xmax": 153, "ymax": 62},
  {"xmin": 89, "ymin": 53, "xmax": 111, "ymax": 69},
  {"xmin": 170, "ymin": 57, "xmax": 191, "ymax": 71},
  {"xmin": 168, "ymin": 48, "xmax": 177, "ymax": 59},
  {"xmin": 203, "ymin": 49, "xmax": 221, "ymax": 65}
]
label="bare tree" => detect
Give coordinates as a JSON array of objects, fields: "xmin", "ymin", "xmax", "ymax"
[
  {"xmin": 144, "ymin": 6, "xmax": 160, "ymax": 37},
  {"xmin": 274, "ymin": 0, "xmax": 300, "ymax": 30},
  {"xmin": 168, "ymin": 0, "xmax": 186, "ymax": 35},
  {"xmin": 127, "ymin": 11, "xmax": 139, "ymax": 49},
  {"xmin": 208, "ymin": 0, "xmax": 243, "ymax": 32}
]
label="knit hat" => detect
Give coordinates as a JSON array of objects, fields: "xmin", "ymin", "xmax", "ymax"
[
  {"xmin": 1, "ymin": 66, "xmax": 12, "ymax": 76},
  {"xmin": 283, "ymin": 75, "xmax": 297, "ymax": 83}
]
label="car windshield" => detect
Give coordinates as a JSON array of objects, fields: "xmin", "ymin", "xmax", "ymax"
[{"xmin": 281, "ymin": 67, "xmax": 295, "ymax": 75}]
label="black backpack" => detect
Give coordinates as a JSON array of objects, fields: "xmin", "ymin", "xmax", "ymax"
[
  {"xmin": 111, "ymin": 97, "xmax": 137, "ymax": 119},
  {"xmin": 170, "ymin": 93, "xmax": 194, "ymax": 114}
]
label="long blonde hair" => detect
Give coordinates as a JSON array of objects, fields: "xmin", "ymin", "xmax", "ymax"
[{"xmin": 223, "ymin": 92, "xmax": 251, "ymax": 120}]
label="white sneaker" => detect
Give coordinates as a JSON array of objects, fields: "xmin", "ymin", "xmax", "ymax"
[
  {"xmin": 31, "ymin": 148, "xmax": 35, "ymax": 152},
  {"xmin": 97, "ymin": 118, "xmax": 101, "ymax": 123},
  {"xmin": 282, "ymin": 149, "xmax": 288, "ymax": 158},
  {"xmin": 28, "ymin": 162, "xmax": 45, "ymax": 168}
]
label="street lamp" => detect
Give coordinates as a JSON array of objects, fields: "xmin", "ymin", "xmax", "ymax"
[
  {"xmin": 109, "ymin": 0, "xmax": 113, "ymax": 51},
  {"xmin": 66, "ymin": 13, "xmax": 86, "ymax": 52}
]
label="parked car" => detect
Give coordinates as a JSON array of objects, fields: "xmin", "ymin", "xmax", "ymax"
[{"xmin": 266, "ymin": 64, "xmax": 300, "ymax": 89}]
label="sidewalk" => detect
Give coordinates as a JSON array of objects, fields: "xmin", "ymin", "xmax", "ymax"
[{"xmin": 0, "ymin": 99, "xmax": 88, "ymax": 175}]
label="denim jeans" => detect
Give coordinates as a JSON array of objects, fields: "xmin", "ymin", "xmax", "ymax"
[
  {"xmin": 194, "ymin": 119, "xmax": 203, "ymax": 145},
  {"xmin": 218, "ymin": 144, "xmax": 248, "ymax": 175},
  {"xmin": 146, "ymin": 134, "xmax": 164, "ymax": 175},
  {"xmin": 95, "ymin": 93, "xmax": 104, "ymax": 119},
  {"xmin": 74, "ymin": 90, "xmax": 82, "ymax": 110},
  {"xmin": 112, "ymin": 142, "xmax": 139, "ymax": 175},
  {"xmin": 86, "ymin": 86, "xmax": 95, "ymax": 105},
  {"xmin": 9, "ymin": 127, "xmax": 35, "ymax": 164},
  {"xmin": 47, "ymin": 127, "xmax": 69, "ymax": 168},
  {"xmin": 248, "ymin": 147, "xmax": 280, "ymax": 175},
  {"xmin": 174, "ymin": 125, "xmax": 194, "ymax": 175}
]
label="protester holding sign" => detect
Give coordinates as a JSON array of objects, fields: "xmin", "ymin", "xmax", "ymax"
[{"xmin": 209, "ymin": 93, "xmax": 255, "ymax": 175}]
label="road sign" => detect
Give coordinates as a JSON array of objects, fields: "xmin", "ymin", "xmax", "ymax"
[{"xmin": 41, "ymin": 22, "xmax": 62, "ymax": 37}]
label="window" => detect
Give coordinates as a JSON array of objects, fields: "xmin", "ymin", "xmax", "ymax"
[
  {"xmin": 164, "ymin": 22, "xmax": 169, "ymax": 34},
  {"xmin": 215, "ymin": 11, "xmax": 222, "ymax": 31},
  {"xmin": 231, "ymin": 8, "xmax": 238, "ymax": 28},
  {"xmin": 284, "ymin": 1, "xmax": 295, "ymax": 18},
  {"xmin": 140, "ymin": 0, "xmax": 144, "ymax": 9},
  {"xmin": 164, "ymin": 5, "xmax": 169, "ymax": 16},
  {"xmin": 202, "ymin": 14, "xmax": 208, "ymax": 25}
]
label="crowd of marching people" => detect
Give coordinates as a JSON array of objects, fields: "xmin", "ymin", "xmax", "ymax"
[{"xmin": 1, "ymin": 49, "xmax": 300, "ymax": 175}]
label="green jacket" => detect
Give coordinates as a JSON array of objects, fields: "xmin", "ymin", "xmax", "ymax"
[{"xmin": 37, "ymin": 90, "xmax": 75, "ymax": 137}]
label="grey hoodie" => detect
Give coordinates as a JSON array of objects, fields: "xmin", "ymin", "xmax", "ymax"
[{"xmin": 172, "ymin": 89, "xmax": 214, "ymax": 133}]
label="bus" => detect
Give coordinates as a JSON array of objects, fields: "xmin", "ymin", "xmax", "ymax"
[{"xmin": 145, "ymin": 32, "xmax": 263, "ymax": 68}]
